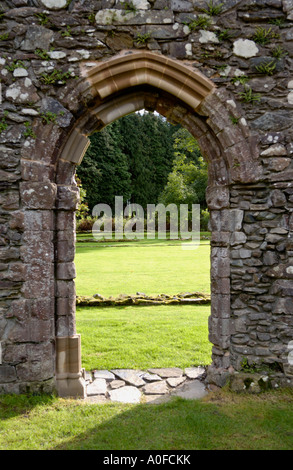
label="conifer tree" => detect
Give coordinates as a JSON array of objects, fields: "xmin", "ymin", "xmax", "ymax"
[{"xmin": 76, "ymin": 121, "xmax": 131, "ymax": 211}]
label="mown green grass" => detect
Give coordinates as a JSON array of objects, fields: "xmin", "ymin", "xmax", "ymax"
[
  {"xmin": 1, "ymin": 390, "xmax": 293, "ymax": 450},
  {"xmin": 1, "ymin": 238, "xmax": 292, "ymax": 451},
  {"xmin": 75, "ymin": 238, "xmax": 212, "ymax": 371},
  {"xmin": 76, "ymin": 305, "xmax": 212, "ymax": 371},
  {"xmin": 75, "ymin": 239, "xmax": 211, "ymax": 297}
]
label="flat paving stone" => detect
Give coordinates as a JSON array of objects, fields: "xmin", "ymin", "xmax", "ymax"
[
  {"xmin": 142, "ymin": 380, "xmax": 169, "ymax": 395},
  {"xmin": 140, "ymin": 372, "xmax": 162, "ymax": 382},
  {"xmin": 171, "ymin": 380, "xmax": 208, "ymax": 400},
  {"xmin": 110, "ymin": 380, "xmax": 126, "ymax": 389},
  {"xmin": 87, "ymin": 379, "xmax": 107, "ymax": 396},
  {"xmin": 85, "ymin": 368, "xmax": 209, "ymax": 403},
  {"xmin": 93, "ymin": 370, "xmax": 115, "ymax": 381},
  {"xmin": 184, "ymin": 367, "xmax": 205, "ymax": 379},
  {"xmin": 111, "ymin": 369, "xmax": 146, "ymax": 387},
  {"xmin": 147, "ymin": 367, "xmax": 183, "ymax": 378},
  {"xmin": 108, "ymin": 386, "xmax": 142, "ymax": 404},
  {"xmin": 167, "ymin": 376, "xmax": 186, "ymax": 388}
]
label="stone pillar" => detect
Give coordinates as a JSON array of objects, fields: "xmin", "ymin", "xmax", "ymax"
[
  {"xmin": 55, "ymin": 179, "xmax": 86, "ymax": 397},
  {"xmin": 14, "ymin": 183, "xmax": 57, "ymax": 394},
  {"xmin": 55, "ymin": 210, "xmax": 77, "ymax": 338}
]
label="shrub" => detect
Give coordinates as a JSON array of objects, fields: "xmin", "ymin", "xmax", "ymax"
[
  {"xmin": 76, "ymin": 216, "xmax": 96, "ymax": 232},
  {"xmin": 200, "ymin": 209, "xmax": 210, "ymax": 232}
]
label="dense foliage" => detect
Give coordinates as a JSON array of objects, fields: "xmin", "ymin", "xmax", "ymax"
[
  {"xmin": 76, "ymin": 111, "xmax": 208, "ymax": 228},
  {"xmin": 158, "ymin": 127, "xmax": 208, "ymax": 208}
]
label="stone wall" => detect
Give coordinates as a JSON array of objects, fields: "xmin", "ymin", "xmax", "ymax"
[{"xmin": 0, "ymin": 0, "xmax": 293, "ymax": 395}]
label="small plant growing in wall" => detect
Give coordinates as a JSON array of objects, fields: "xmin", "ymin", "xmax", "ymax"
[
  {"xmin": 186, "ymin": 15, "xmax": 212, "ymax": 31},
  {"xmin": 271, "ymin": 46, "xmax": 287, "ymax": 59},
  {"xmin": 23, "ymin": 121, "xmax": 36, "ymax": 139},
  {"xmin": 201, "ymin": 0, "xmax": 223, "ymax": 16},
  {"xmin": 230, "ymin": 115, "xmax": 240, "ymax": 125},
  {"xmin": 40, "ymin": 110, "xmax": 65, "ymax": 125},
  {"xmin": 255, "ymin": 60, "xmax": 277, "ymax": 76},
  {"xmin": 240, "ymin": 358, "xmax": 260, "ymax": 373},
  {"xmin": 61, "ymin": 26, "xmax": 72, "ymax": 37},
  {"xmin": 135, "ymin": 32, "xmax": 151, "ymax": 45},
  {"xmin": 88, "ymin": 13, "xmax": 96, "ymax": 24},
  {"xmin": 0, "ymin": 32, "xmax": 9, "ymax": 41},
  {"xmin": 253, "ymin": 26, "xmax": 279, "ymax": 46},
  {"xmin": 35, "ymin": 12, "xmax": 50, "ymax": 26},
  {"xmin": 0, "ymin": 111, "xmax": 8, "ymax": 134},
  {"xmin": 5, "ymin": 60, "xmax": 26, "ymax": 72},
  {"xmin": 200, "ymin": 51, "xmax": 212, "ymax": 59},
  {"xmin": 107, "ymin": 29, "xmax": 116, "ymax": 38},
  {"xmin": 40, "ymin": 111, "xmax": 57, "ymax": 124},
  {"xmin": 216, "ymin": 28, "xmax": 233, "ymax": 42},
  {"xmin": 214, "ymin": 64, "xmax": 228, "ymax": 72},
  {"xmin": 124, "ymin": 2, "xmax": 137, "ymax": 14},
  {"xmin": 269, "ymin": 18, "xmax": 284, "ymax": 27},
  {"xmin": 231, "ymin": 75, "xmax": 249, "ymax": 86},
  {"xmin": 238, "ymin": 86, "xmax": 261, "ymax": 104},
  {"xmin": 40, "ymin": 69, "xmax": 72, "ymax": 85},
  {"xmin": 35, "ymin": 48, "xmax": 50, "ymax": 60},
  {"xmin": 232, "ymin": 158, "xmax": 241, "ymax": 169}
]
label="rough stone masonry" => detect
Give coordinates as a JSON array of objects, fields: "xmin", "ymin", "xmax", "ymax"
[{"xmin": 0, "ymin": 0, "xmax": 293, "ymax": 397}]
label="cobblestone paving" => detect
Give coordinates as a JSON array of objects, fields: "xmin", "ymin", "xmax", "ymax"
[{"xmin": 83, "ymin": 367, "xmax": 208, "ymax": 404}]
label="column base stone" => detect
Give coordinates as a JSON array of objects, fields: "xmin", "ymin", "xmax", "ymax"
[
  {"xmin": 56, "ymin": 376, "xmax": 86, "ymax": 398},
  {"xmin": 55, "ymin": 334, "xmax": 86, "ymax": 398}
]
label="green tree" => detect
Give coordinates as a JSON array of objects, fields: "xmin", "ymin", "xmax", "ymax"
[
  {"xmin": 159, "ymin": 129, "xmax": 208, "ymax": 208},
  {"xmin": 119, "ymin": 112, "xmax": 176, "ymax": 210},
  {"xmin": 76, "ymin": 112, "xmax": 205, "ymax": 217},
  {"xmin": 76, "ymin": 121, "xmax": 132, "ymax": 211},
  {"xmin": 75, "ymin": 177, "xmax": 89, "ymax": 220}
]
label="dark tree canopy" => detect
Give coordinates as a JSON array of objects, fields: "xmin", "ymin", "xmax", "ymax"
[{"xmin": 76, "ymin": 111, "xmax": 207, "ymax": 213}]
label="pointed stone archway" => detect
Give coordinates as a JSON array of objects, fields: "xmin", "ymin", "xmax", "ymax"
[
  {"xmin": 52, "ymin": 51, "xmax": 263, "ymax": 397},
  {"xmin": 1, "ymin": 0, "xmax": 293, "ymax": 396}
]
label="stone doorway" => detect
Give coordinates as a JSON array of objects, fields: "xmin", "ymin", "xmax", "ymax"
[
  {"xmin": 52, "ymin": 51, "xmax": 263, "ymax": 397},
  {"xmin": 1, "ymin": 0, "xmax": 293, "ymax": 395}
]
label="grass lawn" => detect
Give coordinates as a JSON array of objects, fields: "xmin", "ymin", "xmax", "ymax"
[
  {"xmin": 75, "ymin": 239, "xmax": 211, "ymax": 297},
  {"xmin": 1, "ymin": 237, "xmax": 292, "ymax": 451},
  {"xmin": 74, "ymin": 238, "xmax": 212, "ymax": 371},
  {"xmin": 76, "ymin": 305, "xmax": 212, "ymax": 371},
  {"xmin": 1, "ymin": 390, "xmax": 293, "ymax": 450}
]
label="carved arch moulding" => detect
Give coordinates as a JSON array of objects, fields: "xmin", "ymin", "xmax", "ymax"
[{"xmin": 0, "ymin": 0, "xmax": 293, "ymax": 397}]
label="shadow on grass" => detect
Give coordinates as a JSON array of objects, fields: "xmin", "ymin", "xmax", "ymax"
[
  {"xmin": 1, "ymin": 391, "xmax": 293, "ymax": 450},
  {"xmin": 0, "ymin": 394, "xmax": 56, "ymax": 420},
  {"xmin": 51, "ymin": 393, "xmax": 293, "ymax": 451}
]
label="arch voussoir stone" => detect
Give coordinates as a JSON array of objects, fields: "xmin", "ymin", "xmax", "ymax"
[{"xmin": 82, "ymin": 51, "xmax": 215, "ymax": 111}]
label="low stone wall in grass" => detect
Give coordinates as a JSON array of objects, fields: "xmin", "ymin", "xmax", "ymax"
[{"xmin": 76, "ymin": 291, "xmax": 211, "ymax": 307}]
